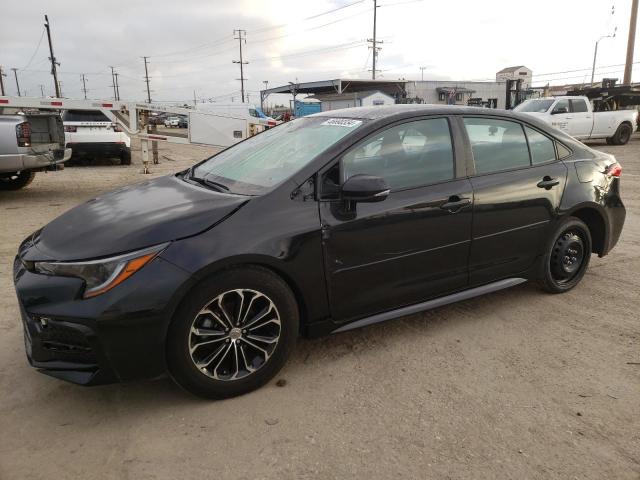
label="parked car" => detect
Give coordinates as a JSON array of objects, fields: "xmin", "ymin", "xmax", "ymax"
[
  {"xmin": 164, "ymin": 116, "xmax": 180, "ymax": 128},
  {"xmin": 148, "ymin": 113, "xmax": 167, "ymax": 126},
  {"xmin": 63, "ymin": 110, "xmax": 131, "ymax": 165},
  {"xmin": 14, "ymin": 105, "xmax": 625, "ymax": 399},
  {"xmin": 514, "ymin": 96, "xmax": 638, "ymax": 145},
  {"xmin": 178, "ymin": 115, "xmax": 188, "ymax": 128},
  {"xmin": 0, "ymin": 112, "xmax": 71, "ymax": 190}
]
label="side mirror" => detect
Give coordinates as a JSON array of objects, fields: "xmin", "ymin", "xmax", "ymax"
[
  {"xmin": 552, "ymin": 106, "xmax": 569, "ymax": 115},
  {"xmin": 341, "ymin": 174, "xmax": 390, "ymax": 203}
]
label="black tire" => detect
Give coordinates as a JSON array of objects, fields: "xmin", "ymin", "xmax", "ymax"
[
  {"xmin": 0, "ymin": 170, "xmax": 36, "ymax": 191},
  {"xmin": 539, "ymin": 217, "xmax": 592, "ymax": 293},
  {"xmin": 120, "ymin": 147, "xmax": 132, "ymax": 165},
  {"xmin": 605, "ymin": 137, "xmax": 614, "ymax": 145},
  {"xmin": 611, "ymin": 123, "xmax": 633, "ymax": 145},
  {"xmin": 166, "ymin": 266, "xmax": 299, "ymax": 399}
]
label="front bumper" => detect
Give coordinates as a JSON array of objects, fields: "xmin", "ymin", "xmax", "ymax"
[
  {"xmin": 0, "ymin": 148, "xmax": 71, "ymax": 172},
  {"xmin": 13, "ymin": 252, "xmax": 191, "ymax": 386}
]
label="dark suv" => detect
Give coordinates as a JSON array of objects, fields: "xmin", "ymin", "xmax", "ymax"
[{"xmin": 13, "ymin": 105, "xmax": 625, "ymax": 399}]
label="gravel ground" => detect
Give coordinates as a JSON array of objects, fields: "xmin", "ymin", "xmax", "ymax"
[{"xmin": 0, "ymin": 136, "xmax": 638, "ymax": 480}]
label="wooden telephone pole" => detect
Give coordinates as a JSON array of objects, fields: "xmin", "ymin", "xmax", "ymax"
[
  {"xmin": 44, "ymin": 15, "xmax": 61, "ymax": 97},
  {"xmin": 623, "ymin": 0, "xmax": 639, "ymax": 84}
]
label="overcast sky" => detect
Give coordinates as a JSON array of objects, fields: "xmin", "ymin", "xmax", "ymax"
[{"xmin": 0, "ymin": 0, "xmax": 635, "ymax": 105}]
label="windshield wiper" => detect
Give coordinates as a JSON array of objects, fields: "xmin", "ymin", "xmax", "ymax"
[{"xmin": 186, "ymin": 168, "xmax": 230, "ymax": 192}]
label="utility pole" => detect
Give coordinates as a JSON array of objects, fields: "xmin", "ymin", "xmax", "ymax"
[
  {"xmin": 624, "ymin": 0, "xmax": 639, "ymax": 85},
  {"xmin": 44, "ymin": 15, "xmax": 61, "ymax": 98},
  {"xmin": 39, "ymin": 84, "xmax": 45, "ymax": 97},
  {"xmin": 367, "ymin": 0, "xmax": 382, "ymax": 79},
  {"xmin": 193, "ymin": 90, "xmax": 197, "ymax": 106},
  {"xmin": 11, "ymin": 68, "xmax": 21, "ymax": 96},
  {"xmin": 233, "ymin": 29, "xmax": 248, "ymax": 102},
  {"xmin": 109, "ymin": 66, "xmax": 117, "ymax": 100},
  {"xmin": 420, "ymin": 66, "xmax": 426, "ymax": 81},
  {"xmin": 0, "ymin": 66, "xmax": 6, "ymax": 96},
  {"xmin": 143, "ymin": 56, "xmax": 152, "ymax": 103},
  {"xmin": 261, "ymin": 80, "xmax": 269, "ymax": 111},
  {"xmin": 81, "ymin": 74, "xmax": 88, "ymax": 99},
  {"xmin": 114, "ymin": 73, "xmax": 120, "ymax": 101}
]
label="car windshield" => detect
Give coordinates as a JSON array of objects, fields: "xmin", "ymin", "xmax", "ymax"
[
  {"xmin": 514, "ymin": 99, "xmax": 555, "ymax": 113},
  {"xmin": 190, "ymin": 116, "xmax": 363, "ymax": 195}
]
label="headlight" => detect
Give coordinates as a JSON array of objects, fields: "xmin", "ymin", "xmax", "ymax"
[{"xmin": 34, "ymin": 243, "xmax": 169, "ymax": 298}]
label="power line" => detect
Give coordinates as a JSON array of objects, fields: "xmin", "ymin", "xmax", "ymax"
[
  {"xmin": 250, "ymin": 0, "xmax": 365, "ymax": 34},
  {"xmin": 22, "ymin": 27, "xmax": 46, "ymax": 70}
]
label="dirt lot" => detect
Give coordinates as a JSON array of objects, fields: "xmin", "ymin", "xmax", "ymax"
[{"xmin": 0, "ymin": 136, "xmax": 638, "ymax": 480}]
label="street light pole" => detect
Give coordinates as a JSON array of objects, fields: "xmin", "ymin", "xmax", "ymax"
[{"xmin": 591, "ymin": 31, "xmax": 616, "ymax": 84}]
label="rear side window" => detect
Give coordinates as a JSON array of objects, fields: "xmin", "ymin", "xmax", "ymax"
[
  {"xmin": 570, "ymin": 99, "xmax": 588, "ymax": 113},
  {"xmin": 62, "ymin": 110, "xmax": 110, "ymax": 122},
  {"xmin": 342, "ymin": 117, "xmax": 454, "ymax": 190},
  {"xmin": 524, "ymin": 126, "xmax": 556, "ymax": 164},
  {"xmin": 463, "ymin": 117, "xmax": 530, "ymax": 174},
  {"xmin": 556, "ymin": 143, "xmax": 572, "ymax": 159}
]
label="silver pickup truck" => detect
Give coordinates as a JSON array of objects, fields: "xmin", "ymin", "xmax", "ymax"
[{"xmin": 0, "ymin": 112, "xmax": 71, "ymax": 190}]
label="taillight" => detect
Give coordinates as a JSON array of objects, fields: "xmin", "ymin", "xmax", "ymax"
[
  {"xmin": 113, "ymin": 123, "xmax": 123, "ymax": 132},
  {"xmin": 16, "ymin": 122, "xmax": 31, "ymax": 147},
  {"xmin": 64, "ymin": 125, "xmax": 77, "ymax": 133},
  {"xmin": 606, "ymin": 163, "xmax": 622, "ymax": 177}
]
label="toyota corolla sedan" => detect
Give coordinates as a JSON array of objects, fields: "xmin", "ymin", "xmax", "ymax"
[{"xmin": 13, "ymin": 105, "xmax": 625, "ymax": 399}]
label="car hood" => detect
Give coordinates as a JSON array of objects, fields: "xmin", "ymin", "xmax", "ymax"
[{"xmin": 24, "ymin": 175, "xmax": 248, "ymax": 261}]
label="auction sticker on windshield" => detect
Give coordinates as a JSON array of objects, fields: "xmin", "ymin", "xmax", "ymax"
[{"xmin": 321, "ymin": 118, "xmax": 363, "ymax": 128}]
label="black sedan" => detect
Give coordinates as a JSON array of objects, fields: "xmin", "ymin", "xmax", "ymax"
[{"xmin": 13, "ymin": 105, "xmax": 626, "ymax": 398}]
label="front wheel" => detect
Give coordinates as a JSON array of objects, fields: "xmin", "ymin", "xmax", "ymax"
[
  {"xmin": 0, "ymin": 170, "xmax": 36, "ymax": 190},
  {"xmin": 166, "ymin": 266, "xmax": 299, "ymax": 399},
  {"xmin": 539, "ymin": 217, "xmax": 592, "ymax": 293}
]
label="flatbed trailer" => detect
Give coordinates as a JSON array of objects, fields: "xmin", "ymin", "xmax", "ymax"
[{"xmin": 0, "ymin": 96, "xmax": 269, "ymax": 171}]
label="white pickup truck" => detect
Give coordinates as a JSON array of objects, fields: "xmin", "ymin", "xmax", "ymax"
[
  {"xmin": 0, "ymin": 112, "xmax": 71, "ymax": 190},
  {"xmin": 514, "ymin": 96, "xmax": 638, "ymax": 145}
]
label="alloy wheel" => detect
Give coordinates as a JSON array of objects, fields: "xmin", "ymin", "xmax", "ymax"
[{"xmin": 188, "ymin": 289, "xmax": 281, "ymax": 381}]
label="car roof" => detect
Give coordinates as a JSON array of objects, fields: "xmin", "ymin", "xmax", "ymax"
[{"xmin": 308, "ymin": 104, "xmax": 526, "ymax": 121}]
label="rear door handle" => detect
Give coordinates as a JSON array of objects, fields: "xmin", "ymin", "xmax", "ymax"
[
  {"xmin": 440, "ymin": 195, "xmax": 471, "ymax": 212},
  {"xmin": 537, "ymin": 176, "xmax": 560, "ymax": 189}
]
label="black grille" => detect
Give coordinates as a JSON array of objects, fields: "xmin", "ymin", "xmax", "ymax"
[{"xmin": 39, "ymin": 321, "xmax": 96, "ymax": 362}]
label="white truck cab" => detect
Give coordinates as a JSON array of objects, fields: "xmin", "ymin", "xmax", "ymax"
[{"xmin": 514, "ymin": 96, "xmax": 637, "ymax": 145}]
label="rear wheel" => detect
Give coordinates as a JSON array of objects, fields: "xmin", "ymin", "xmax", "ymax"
[
  {"xmin": 120, "ymin": 147, "xmax": 132, "ymax": 165},
  {"xmin": 611, "ymin": 123, "xmax": 633, "ymax": 145},
  {"xmin": 166, "ymin": 266, "xmax": 299, "ymax": 399},
  {"xmin": 539, "ymin": 217, "xmax": 592, "ymax": 293},
  {"xmin": 0, "ymin": 170, "xmax": 36, "ymax": 190}
]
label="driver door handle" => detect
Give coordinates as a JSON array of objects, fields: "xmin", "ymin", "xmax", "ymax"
[
  {"xmin": 537, "ymin": 176, "xmax": 560, "ymax": 189},
  {"xmin": 440, "ymin": 195, "xmax": 471, "ymax": 212}
]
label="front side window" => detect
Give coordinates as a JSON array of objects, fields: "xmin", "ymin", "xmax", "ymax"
[
  {"xmin": 570, "ymin": 99, "xmax": 588, "ymax": 113},
  {"xmin": 342, "ymin": 118, "xmax": 454, "ymax": 191},
  {"xmin": 463, "ymin": 117, "xmax": 530, "ymax": 174},
  {"xmin": 513, "ymin": 99, "xmax": 554, "ymax": 113},
  {"xmin": 192, "ymin": 117, "xmax": 363, "ymax": 195},
  {"xmin": 525, "ymin": 126, "xmax": 556, "ymax": 164},
  {"xmin": 552, "ymin": 99, "xmax": 570, "ymax": 114}
]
